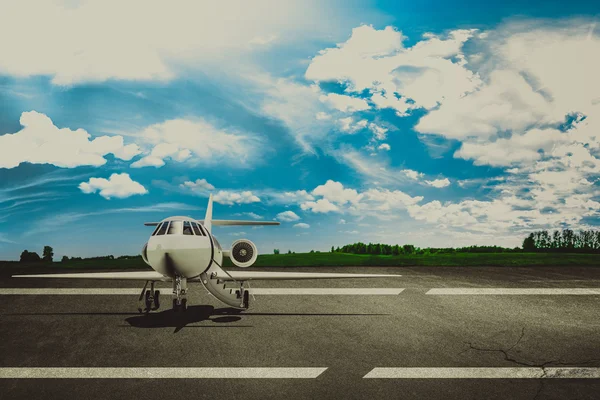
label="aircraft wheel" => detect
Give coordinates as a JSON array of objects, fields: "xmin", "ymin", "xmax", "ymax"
[
  {"xmin": 243, "ymin": 290, "xmax": 250, "ymax": 309},
  {"xmin": 153, "ymin": 290, "xmax": 160, "ymax": 310},
  {"xmin": 181, "ymin": 298, "xmax": 187, "ymax": 312},
  {"xmin": 172, "ymin": 298, "xmax": 179, "ymax": 312},
  {"xmin": 144, "ymin": 290, "xmax": 152, "ymax": 312}
]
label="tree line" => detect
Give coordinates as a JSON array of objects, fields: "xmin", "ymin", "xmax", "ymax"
[
  {"xmin": 328, "ymin": 243, "xmax": 520, "ymax": 256},
  {"xmin": 522, "ymin": 229, "xmax": 600, "ymax": 252}
]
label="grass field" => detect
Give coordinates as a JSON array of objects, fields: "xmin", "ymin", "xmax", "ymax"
[{"xmin": 1, "ymin": 252, "xmax": 599, "ymax": 271}]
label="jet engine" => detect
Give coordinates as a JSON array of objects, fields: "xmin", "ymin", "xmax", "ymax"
[{"xmin": 229, "ymin": 239, "xmax": 258, "ymax": 268}]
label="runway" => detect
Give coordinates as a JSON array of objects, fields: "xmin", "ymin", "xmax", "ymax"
[{"xmin": 1, "ymin": 265, "xmax": 600, "ymax": 399}]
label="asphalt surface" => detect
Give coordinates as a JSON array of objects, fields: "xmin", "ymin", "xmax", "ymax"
[{"xmin": 1, "ymin": 265, "xmax": 600, "ymax": 399}]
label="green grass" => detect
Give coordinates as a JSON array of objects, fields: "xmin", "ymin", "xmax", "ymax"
[
  {"xmin": 4, "ymin": 252, "xmax": 597, "ymax": 271},
  {"xmin": 224, "ymin": 252, "xmax": 600, "ymax": 267}
]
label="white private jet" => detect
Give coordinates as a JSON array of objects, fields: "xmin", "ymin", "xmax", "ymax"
[{"xmin": 14, "ymin": 195, "xmax": 400, "ymax": 312}]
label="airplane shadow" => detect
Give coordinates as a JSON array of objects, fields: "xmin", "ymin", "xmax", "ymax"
[
  {"xmin": 6, "ymin": 307, "xmax": 389, "ymax": 334},
  {"xmin": 125, "ymin": 305, "xmax": 247, "ymax": 333}
]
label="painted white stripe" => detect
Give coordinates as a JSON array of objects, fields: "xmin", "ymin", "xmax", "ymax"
[
  {"xmin": 0, "ymin": 367, "xmax": 327, "ymax": 379},
  {"xmin": 364, "ymin": 367, "xmax": 600, "ymax": 379},
  {"xmin": 426, "ymin": 288, "xmax": 600, "ymax": 295},
  {"xmin": 0, "ymin": 288, "xmax": 404, "ymax": 296},
  {"xmin": 250, "ymin": 288, "xmax": 404, "ymax": 295},
  {"xmin": 0, "ymin": 288, "xmax": 152, "ymax": 295}
]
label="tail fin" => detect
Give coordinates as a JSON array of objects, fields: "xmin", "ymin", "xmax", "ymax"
[{"xmin": 204, "ymin": 194, "xmax": 213, "ymax": 234}]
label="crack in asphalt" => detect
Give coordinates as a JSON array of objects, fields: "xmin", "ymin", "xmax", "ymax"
[{"xmin": 460, "ymin": 327, "xmax": 600, "ymax": 400}]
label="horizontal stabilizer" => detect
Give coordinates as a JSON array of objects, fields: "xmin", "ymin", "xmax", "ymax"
[
  {"xmin": 195, "ymin": 271, "xmax": 401, "ymax": 282},
  {"xmin": 198, "ymin": 220, "xmax": 280, "ymax": 226},
  {"xmin": 144, "ymin": 222, "xmax": 160, "ymax": 226},
  {"xmin": 13, "ymin": 271, "xmax": 169, "ymax": 281}
]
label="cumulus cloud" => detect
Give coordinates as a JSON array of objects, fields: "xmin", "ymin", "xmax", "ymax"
[
  {"xmin": 294, "ymin": 223, "xmax": 310, "ymax": 229},
  {"xmin": 425, "ymin": 178, "xmax": 451, "ymax": 188},
  {"xmin": 213, "ymin": 191, "xmax": 260, "ymax": 205},
  {"xmin": 276, "ymin": 211, "xmax": 301, "ymax": 222},
  {"xmin": 377, "ymin": 143, "xmax": 391, "ymax": 151},
  {"xmin": 312, "ymin": 180, "xmax": 359, "ymax": 205},
  {"xmin": 0, "ymin": 111, "xmax": 140, "ymax": 169},
  {"xmin": 300, "ymin": 198, "xmax": 340, "ymax": 213},
  {"xmin": 79, "ymin": 173, "xmax": 148, "ymax": 199},
  {"xmin": 306, "ymin": 25, "xmax": 480, "ymax": 111},
  {"xmin": 180, "ymin": 179, "xmax": 216, "ymax": 192},
  {"xmin": 129, "ymin": 118, "xmax": 260, "ymax": 168}
]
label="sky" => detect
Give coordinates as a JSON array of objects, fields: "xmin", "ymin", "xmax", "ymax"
[{"xmin": 1, "ymin": 0, "xmax": 600, "ymax": 260}]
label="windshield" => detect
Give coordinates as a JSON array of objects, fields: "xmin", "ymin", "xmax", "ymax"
[{"xmin": 167, "ymin": 220, "xmax": 182, "ymax": 235}]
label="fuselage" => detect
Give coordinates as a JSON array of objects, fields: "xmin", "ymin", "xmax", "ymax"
[{"xmin": 141, "ymin": 216, "xmax": 223, "ymax": 279}]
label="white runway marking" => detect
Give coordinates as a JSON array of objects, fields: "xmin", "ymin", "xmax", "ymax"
[
  {"xmin": 250, "ymin": 288, "xmax": 404, "ymax": 295},
  {"xmin": 0, "ymin": 367, "xmax": 327, "ymax": 379},
  {"xmin": 426, "ymin": 288, "xmax": 600, "ymax": 295},
  {"xmin": 0, "ymin": 288, "xmax": 145, "ymax": 295},
  {"xmin": 0, "ymin": 288, "xmax": 404, "ymax": 295},
  {"xmin": 363, "ymin": 367, "xmax": 600, "ymax": 379}
]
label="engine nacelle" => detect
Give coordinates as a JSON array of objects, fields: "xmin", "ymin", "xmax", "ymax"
[{"xmin": 229, "ymin": 239, "xmax": 258, "ymax": 268}]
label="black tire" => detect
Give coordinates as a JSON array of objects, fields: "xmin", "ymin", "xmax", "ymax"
[
  {"xmin": 243, "ymin": 290, "xmax": 250, "ymax": 309},
  {"xmin": 144, "ymin": 290, "xmax": 152, "ymax": 311},
  {"xmin": 153, "ymin": 290, "xmax": 160, "ymax": 310},
  {"xmin": 181, "ymin": 298, "xmax": 187, "ymax": 312},
  {"xmin": 172, "ymin": 298, "xmax": 179, "ymax": 312}
]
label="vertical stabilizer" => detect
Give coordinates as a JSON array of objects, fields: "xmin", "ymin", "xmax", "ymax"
[{"xmin": 204, "ymin": 194, "xmax": 213, "ymax": 233}]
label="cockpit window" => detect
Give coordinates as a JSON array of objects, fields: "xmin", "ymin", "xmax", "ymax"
[
  {"xmin": 167, "ymin": 220, "xmax": 182, "ymax": 235},
  {"xmin": 156, "ymin": 222, "xmax": 169, "ymax": 236},
  {"xmin": 183, "ymin": 221, "xmax": 193, "ymax": 235},
  {"xmin": 191, "ymin": 222, "xmax": 203, "ymax": 236},
  {"xmin": 151, "ymin": 223, "xmax": 162, "ymax": 236}
]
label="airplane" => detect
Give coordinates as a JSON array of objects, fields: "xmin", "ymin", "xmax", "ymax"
[{"xmin": 14, "ymin": 194, "xmax": 400, "ymax": 312}]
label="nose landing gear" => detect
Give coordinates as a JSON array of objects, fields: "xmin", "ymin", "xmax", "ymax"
[{"xmin": 172, "ymin": 275, "xmax": 188, "ymax": 312}]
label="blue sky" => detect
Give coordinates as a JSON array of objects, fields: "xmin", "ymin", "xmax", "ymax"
[{"xmin": 1, "ymin": 0, "xmax": 600, "ymax": 260}]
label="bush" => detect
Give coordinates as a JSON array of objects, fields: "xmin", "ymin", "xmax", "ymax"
[{"xmin": 20, "ymin": 250, "xmax": 41, "ymax": 263}]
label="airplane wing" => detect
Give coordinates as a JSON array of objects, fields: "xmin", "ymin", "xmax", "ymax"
[
  {"xmin": 196, "ymin": 271, "xmax": 401, "ymax": 282},
  {"xmin": 200, "ymin": 220, "xmax": 280, "ymax": 226},
  {"xmin": 12, "ymin": 271, "xmax": 170, "ymax": 281}
]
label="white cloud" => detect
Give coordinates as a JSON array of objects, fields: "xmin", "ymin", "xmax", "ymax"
[
  {"xmin": 79, "ymin": 173, "xmax": 148, "ymax": 199},
  {"xmin": 129, "ymin": 118, "xmax": 261, "ymax": 168},
  {"xmin": 300, "ymin": 199, "xmax": 340, "ymax": 213},
  {"xmin": 266, "ymin": 190, "xmax": 315, "ymax": 204},
  {"xmin": 402, "ymin": 169, "xmax": 423, "ymax": 180},
  {"xmin": 276, "ymin": 211, "xmax": 301, "ymax": 222},
  {"xmin": 416, "ymin": 69, "xmax": 558, "ymax": 140},
  {"xmin": 312, "ymin": 180, "xmax": 359, "ymax": 205},
  {"xmin": 294, "ymin": 223, "xmax": 310, "ymax": 229},
  {"xmin": 368, "ymin": 123, "xmax": 388, "ymax": 140},
  {"xmin": 339, "ymin": 219, "xmax": 347, "ymax": 224},
  {"xmin": 425, "ymin": 178, "xmax": 451, "ymax": 188},
  {"xmin": 319, "ymin": 93, "xmax": 370, "ymax": 112},
  {"xmin": 338, "ymin": 117, "xmax": 368, "ymax": 133},
  {"xmin": 213, "ymin": 191, "xmax": 261, "ymax": 205},
  {"xmin": 0, "ymin": 1, "xmax": 354, "ymax": 85},
  {"xmin": 377, "ymin": 143, "xmax": 391, "ymax": 151},
  {"xmin": 180, "ymin": 179, "xmax": 216, "ymax": 193},
  {"xmin": 0, "ymin": 111, "xmax": 140, "ymax": 169},
  {"xmin": 306, "ymin": 25, "xmax": 480, "ymax": 111}
]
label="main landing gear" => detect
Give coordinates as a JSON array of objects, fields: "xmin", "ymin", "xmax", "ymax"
[
  {"xmin": 138, "ymin": 281, "xmax": 160, "ymax": 314},
  {"xmin": 172, "ymin": 275, "xmax": 188, "ymax": 312}
]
